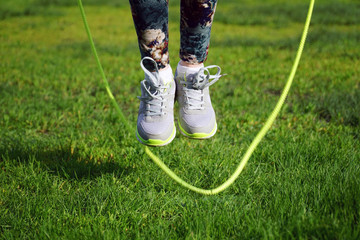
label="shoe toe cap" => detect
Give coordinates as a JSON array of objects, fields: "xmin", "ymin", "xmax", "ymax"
[
  {"xmin": 137, "ymin": 118, "xmax": 174, "ymax": 141},
  {"xmin": 180, "ymin": 109, "xmax": 216, "ymax": 134}
]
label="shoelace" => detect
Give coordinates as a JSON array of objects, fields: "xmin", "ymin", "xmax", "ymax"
[
  {"xmin": 180, "ymin": 65, "xmax": 224, "ymax": 110},
  {"xmin": 138, "ymin": 57, "xmax": 170, "ymax": 116}
]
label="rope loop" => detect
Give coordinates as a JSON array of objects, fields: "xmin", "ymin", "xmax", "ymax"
[{"xmin": 77, "ymin": 0, "xmax": 315, "ymax": 195}]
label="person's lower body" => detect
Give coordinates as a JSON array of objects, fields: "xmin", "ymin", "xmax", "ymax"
[{"xmin": 129, "ymin": 0, "xmax": 223, "ymax": 146}]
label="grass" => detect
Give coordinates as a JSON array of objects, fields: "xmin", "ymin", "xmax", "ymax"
[{"xmin": 1, "ymin": 0, "xmax": 359, "ymax": 238}]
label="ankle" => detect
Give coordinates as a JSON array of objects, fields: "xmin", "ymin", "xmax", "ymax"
[
  {"xmin": 158, "ymin": 64, "xmax": 171, "ymax": 72},
  {"xmin": 176, "ymin": 61, "xmax": 204, "ymax": 76},
  {"xmin": 179, "ymin": 60, "xmax": 204, "ymax": 68},
  {"xmin": 157, "ymin": 65, "xmax": 173, "ymax": 84}
]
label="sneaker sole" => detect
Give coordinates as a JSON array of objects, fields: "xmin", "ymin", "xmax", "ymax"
[
  {"xmin": 136, "ymin": 125, "xmax": 176, "ymax": 147},
  {"xmin": 178, "ymin": 120, "xmax": 217, "ymax": 139}
]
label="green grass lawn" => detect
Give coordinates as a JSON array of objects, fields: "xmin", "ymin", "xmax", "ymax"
[{"xmin": 1, "ymin": 0, "xmax": 359, "ymax": 238}]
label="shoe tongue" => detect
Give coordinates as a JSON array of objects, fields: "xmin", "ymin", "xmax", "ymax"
[
  {"xmin": 185, "ymin": 74, "xmax": 197, "ymax": 89},
  {"xmin": 189, "ymin": 69, "xmax": 209, "ymax": 90}
]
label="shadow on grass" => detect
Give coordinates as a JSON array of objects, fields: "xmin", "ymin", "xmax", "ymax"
[
  {"xmin": 0, "ymin": 0, "xmax": 128, "ymax": 20},
  {"xmin": 293, "ymin": 89, "xmax": 360, "ymax": 131},
  {"xmin": 315, "ymin": 91, "xmax": 360, "ymax": 127},
  {"xmin": 0, "ymin": 135, "xmax": 133, "ymax": 180}
]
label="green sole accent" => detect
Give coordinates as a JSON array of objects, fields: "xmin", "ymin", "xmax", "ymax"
[
  {"xmin": 136, "ymin": 125, "xmax": 176, "ymax": 147},
  {"xmin": 178, "ymin": 120, "xmax": 217, "ymax": 139}
]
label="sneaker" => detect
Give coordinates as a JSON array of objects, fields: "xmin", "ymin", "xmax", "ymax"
[
  {"xmin": 136, "ymin": 57, "xmax": 176, "ymax": 146},
  {"xmin": 175, "ymin": 63, "xmax": 224, "ymax": 139}
]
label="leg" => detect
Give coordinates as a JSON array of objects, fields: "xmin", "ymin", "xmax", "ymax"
[
  {"xmin": 175, "ymin": 0, "xmax": 223, "ymax": 139},
  {"xmin": 180, "ymin": 0, "xmax": 218, "ymax": 66},
  {"xmin": 129, "ymin": 0, "xmax": 170, "ymax": 71},
  {"xmin": 131, "ymin": 1, "xmax": 176, "ymax": 146}
]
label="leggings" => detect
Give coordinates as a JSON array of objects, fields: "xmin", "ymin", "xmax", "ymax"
[{"xmin": 129, "ymin": 0, "xmax": 218, "ymax": 70}]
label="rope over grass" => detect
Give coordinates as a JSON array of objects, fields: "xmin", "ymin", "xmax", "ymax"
[{"xmin": 77, "ymin": 0, "xmax": 315, "ymax": 195}]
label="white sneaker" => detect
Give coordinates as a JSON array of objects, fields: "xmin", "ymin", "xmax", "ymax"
[
  {"xmin": 175, "ymin": 62, "xmax": 224, "ymax": 139},
  {"xmin": 136, "ymin": 57, "xmax": 176, "ymax": 146}
]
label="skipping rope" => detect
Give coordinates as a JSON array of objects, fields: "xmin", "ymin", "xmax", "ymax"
[{"xmin": 77, "ymin": 0, "xmax": 315, "ymax": 195}]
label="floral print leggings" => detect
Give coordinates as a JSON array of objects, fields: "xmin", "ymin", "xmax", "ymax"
[{"xmin": 129, "ymin": 0, "xmax": 218, "ymax": 70}]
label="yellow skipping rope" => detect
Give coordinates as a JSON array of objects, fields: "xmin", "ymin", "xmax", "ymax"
[{"xmin": 78, "ymin": 0, "xmax": 315, "ymax": 195}]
